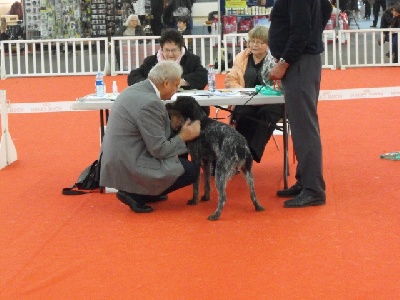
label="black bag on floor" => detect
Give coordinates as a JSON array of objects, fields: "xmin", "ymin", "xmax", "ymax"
[{"xmin": 62, "ymin": 159, "xmax": 100, "ymax": 195}]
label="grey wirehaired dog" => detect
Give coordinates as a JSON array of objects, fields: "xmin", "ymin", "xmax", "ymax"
[{"xmin": 165, "ymin": 96, "xmax": 264, "ymax": 221}]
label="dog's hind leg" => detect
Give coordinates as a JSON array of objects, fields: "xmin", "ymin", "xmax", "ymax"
[
  {"xmin": 241, "ymin": 164, "xmax": 265, "ymax": 212},
  {"xmin": 201, "ymin": 160, "xmax": 211, "ymax": 202},
  {"xmin": 207, "ymin": 172, "xmax": 228, "ymax": 221}
]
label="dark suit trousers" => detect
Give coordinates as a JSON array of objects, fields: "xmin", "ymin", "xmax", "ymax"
[
  {"xmin": 161, "ymin": 158, "xmax": 199, "ymax": 195},
  {"xmin": 125, "ymin": 158, "xmax": 198, "ymax": 203},
  {"xmin": 282, "ymin": 54, "xmax": 326, "ymax": 196}
]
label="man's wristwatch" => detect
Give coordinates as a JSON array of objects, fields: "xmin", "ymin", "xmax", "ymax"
[{"xmin": 278, "ymin": 58, "xmax": 289, "ymax": 67}]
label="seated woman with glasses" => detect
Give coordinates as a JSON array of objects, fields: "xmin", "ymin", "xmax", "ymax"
[
  {"xmin": 225, "ymin": 26, "xmax": 284, "ymax": 163},
  {"xmin": 128, "ymin": 29, "xmax": 207, "ymax": 91}
]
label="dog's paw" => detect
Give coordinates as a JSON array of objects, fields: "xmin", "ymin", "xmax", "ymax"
[
  {"xmin": 200, "ymin": 195, "xmax": 210, "ymax": 201},
  {"xmin": 207, "ymin": 213, "xmax": 221, "ymax": 221},
  {"xmin": 186, "ymin": 199, "xmax": 198, "ymax": 205},
  {"xmin": 255, "ymin": 205, "xmax": 265, "ymax": 212}
]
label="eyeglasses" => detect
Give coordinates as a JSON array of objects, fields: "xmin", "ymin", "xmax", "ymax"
[
  {"xmin": 248, "ymin": 40, "xmax": 266, "ymax": 46},
  {"xmin": 162, "ymin": 48, "xmax": 181, "ymax": 54}
]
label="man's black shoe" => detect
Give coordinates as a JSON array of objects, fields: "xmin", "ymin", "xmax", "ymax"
[
  {"xmin": 116, "ymin": 191, "xmax": 154, "ymax": 213},
  {"xmin": 283, "ymin": 191, "xmax": 326, "ymax": 208},
  {"xmin": 370, "ymin": 25, "xmax": 377, "ymax": 28},
  {"xmin": 146, "ymin": 194, "xmax": 168, "ymax": 203},
  {"xmin": 276, "ymin": 181, "xmax": 303, "ymax": 198}
]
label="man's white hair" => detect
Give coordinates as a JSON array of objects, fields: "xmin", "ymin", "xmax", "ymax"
[{"xmin": 148, "ymin": 61, "xmax": 183, "ymax": 85}]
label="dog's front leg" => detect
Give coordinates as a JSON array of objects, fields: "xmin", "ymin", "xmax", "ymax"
[{"xmin": 187, "ymin": 163, "xmax": 201, "ymax": 206}]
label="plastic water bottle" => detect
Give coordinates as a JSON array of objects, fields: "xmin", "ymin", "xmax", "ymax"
[
  {"xmin": 208, "ymin": 64, "xmax": 216, "ymax": 92},
  {"xmin": 112, "ymin": 80, "xmax": 118, "ymax": 96},
  {"xmin": 95, "ymin": 71, "xmax": 105, "ymax": 97},
  {"xmin": 380, "ymin": 151, "xmax": 400, "ymax": 161}
]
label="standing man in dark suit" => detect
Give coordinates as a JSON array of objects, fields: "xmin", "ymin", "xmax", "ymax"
[
  {"xmin": 100, "ymin": 61, "xmax": 200, "ymax": 213},
  {"xmin": 268, "ymin": 0, "xmax": 332, "ymax": 208}
]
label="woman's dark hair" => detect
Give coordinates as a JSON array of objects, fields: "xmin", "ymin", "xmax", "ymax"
[{"xmin": 160, "ymin": 29, "xmax": 184, "ymax": 49}]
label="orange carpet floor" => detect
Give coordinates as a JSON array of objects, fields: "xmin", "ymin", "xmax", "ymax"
[{"xmin": 1, "ymin": 68, "xmax": 400, "ymax": 299}]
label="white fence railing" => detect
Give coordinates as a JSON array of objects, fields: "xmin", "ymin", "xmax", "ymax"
[
  {"xmin": 338, "ymin": 28, "xmax": 400, "ymax": 69},
  {"xmin": 1, "ymin": 29, "xmax": 399, "ymax": 79},
  {"xmin": 0, "ymin": 37, "xmax": 109, "ymax": 79}
]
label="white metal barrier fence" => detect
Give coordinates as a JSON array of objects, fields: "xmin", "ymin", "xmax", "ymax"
[
  {"xmin": 338, "ymin": 28, "xmax": 399, "ymax": 69},
  {"xmin": 0, "ymin": 37, "xmax": 109, "ymax": 79},
  {"xmin": 1, "ymin": 29, "xmax": 399, "ymax": 79}
]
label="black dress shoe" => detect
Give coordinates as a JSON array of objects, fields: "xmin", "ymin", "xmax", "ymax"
[
  {"xmin": 145, "ymin": 194, "xmax": 168, "ymax": 203},
  {"xmin": 283, "ymin": 191, "xmax": 326, "ymax": 208},
  {"xmin": 116, "ymin": 191, "xmax": 153, "ymax": 213},
  {"xmin": 276, "ymin": 181, "xmax": 303, "ymax": 198}
]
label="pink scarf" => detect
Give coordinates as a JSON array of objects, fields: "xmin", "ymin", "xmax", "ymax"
[{"xmin": 156, "ymin": 47, "xmax": 185, "ymax": 64}]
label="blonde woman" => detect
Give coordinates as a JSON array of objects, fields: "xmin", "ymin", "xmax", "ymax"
[
  {"xmin": 225, "ymin": 26, "xmax": 284, "ymax": 163},
  {"xmin": 116, "ymin": 14, "xmax": 143, "ymax": 36}
]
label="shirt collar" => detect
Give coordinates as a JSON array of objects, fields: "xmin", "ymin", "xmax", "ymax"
[{"xmin": 149, "ymin": 79, "xmax": 161, "ymax": 99}]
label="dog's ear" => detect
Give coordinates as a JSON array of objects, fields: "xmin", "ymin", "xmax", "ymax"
[
  {"xmin": 165, "ymin": 103, "xmax": 173, "ymax": 111},
  {"xmin": 165, "ymin": 103, "xmax": 175, "ymax": 117},
  {"xmin": 176, "ymin": 96, "xmax": 206, "ymax": 121},
  {"xmin": 191, "ymin": 101, "xmax": 206, "ymax": 121}
]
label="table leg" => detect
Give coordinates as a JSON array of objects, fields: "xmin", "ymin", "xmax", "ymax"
[{"xmin": 100, "ymin": 109, "xmax": 105, "ymax": 143}]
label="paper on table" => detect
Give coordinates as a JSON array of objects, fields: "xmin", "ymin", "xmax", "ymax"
[
  {"xmin": 78, "ymin": 93, "xmax": 118, "ymax": 101},
  {"xmin": 171, "ymin": 90, "xmax": 243, "ymax": 100}
]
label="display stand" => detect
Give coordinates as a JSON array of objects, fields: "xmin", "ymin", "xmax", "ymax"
[
  {"xmin": 23, "ymin": 0, "xmax": 81, "ymax": 39},
  {"xmin": 90, "ymin": 0, "xmax": 125, "ymax": 37},
  {"xmin": 221, "ymin": 0, "xmax": 271, "ymax": 45},
  {"xmin": 22, "ymin": 0, "xmax": 128, "ymax": 39},
  {"xmin": 90, "ymin": 0, "xmax": 107, "ymax": 37}
]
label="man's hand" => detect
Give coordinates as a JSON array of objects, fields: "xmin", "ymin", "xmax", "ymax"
[
  {"xmin": 269, "ymin": 63, "xmax": 289, "ymax": 81},
  {"xmin": 178, "ymin": 119, "xmax": 201, "ymax": 142}
]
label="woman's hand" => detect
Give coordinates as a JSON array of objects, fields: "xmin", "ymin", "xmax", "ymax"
[
  {"xmin": 224, "ymin": 72, "xmax": 231, "ymax": 88},
  {"xmin": 180, "ymin": 78, "xmax": 188, "ymax": 87}
]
